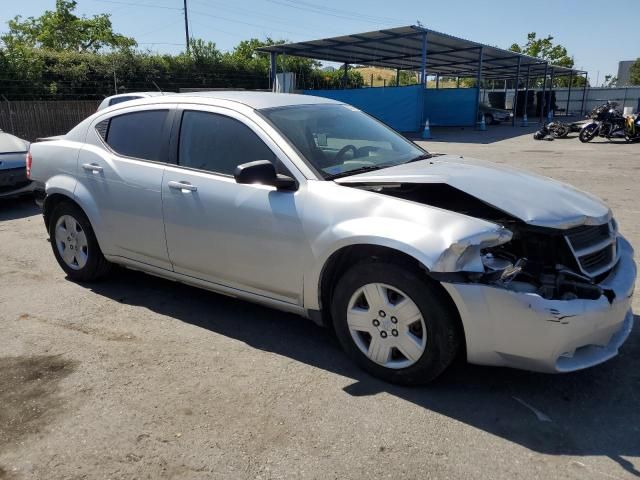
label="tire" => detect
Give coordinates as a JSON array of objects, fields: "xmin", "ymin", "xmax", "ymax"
[
  {"xmin": 49, "ymin": 201, "xmax": 111, "ymax": 282},
  {"xmin": 484, "ymin": 114, "xmax": 494, "ymax": 125},
  {"xmin": 331, "ymin": 260, "xmax": 461, "ymax": 385},
  {"xmin": 579, "ymin": 124, "xmax": 598, "ymax": 143}
]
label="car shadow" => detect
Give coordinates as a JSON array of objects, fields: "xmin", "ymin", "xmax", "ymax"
[
  {"xmin": 0, "ymin": 196, "xmax": 40, "ymax": 221},
  {"xmin": 406, "ymin": 123, "xmax": 543, "ymax": 145},
  {"xmin": 85, "ymin": 268, "xmax": 640, "ymax": 476},
  {"xmin": 405, "ymin": 117, "xmax": 588, "ymax": 145}
]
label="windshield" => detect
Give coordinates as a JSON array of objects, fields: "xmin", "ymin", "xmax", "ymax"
[{"xmin": 259, "ymin": 104, "xmax": 427, "ymax": 179}]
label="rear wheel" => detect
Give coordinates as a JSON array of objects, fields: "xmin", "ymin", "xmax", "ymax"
[
  {"xmin": 49, "ymin": 202, "xmax": 111, "ymax": 281},
  {"xmin": 484, "ymin": 114, "xmax": 495, "ymax": 125},
  {"xmin": 331, "ymin": 261, "xmax": 461, "ymax": 385}
]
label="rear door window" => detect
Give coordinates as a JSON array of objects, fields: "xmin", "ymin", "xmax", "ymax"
[
  {"xmin": 105, "ymin": 110, "xmax": 169, "ymax": 162},
  {"xmin": 178, "ymin": 111, "xmax": 276, "ymax": 176}
]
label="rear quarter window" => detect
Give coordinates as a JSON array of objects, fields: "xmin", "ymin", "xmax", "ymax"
[{"xmin": 103, "ymin": 110, "xmax": 169, "ymax": 162}]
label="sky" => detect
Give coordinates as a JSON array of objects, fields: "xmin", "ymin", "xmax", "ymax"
[{"xmin": 1, "ymin": 0, "xmax": 639, "ymax": 86}]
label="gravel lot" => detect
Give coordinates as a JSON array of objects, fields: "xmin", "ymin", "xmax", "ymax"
[{"xmin": 1, "ymin": 126, "xmax": 639, "ymax": 480}]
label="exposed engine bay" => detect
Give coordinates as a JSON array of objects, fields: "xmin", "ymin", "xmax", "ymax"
[{"xmin": 349, "ymin": 182, "xmax": 618, "ymax": 303}]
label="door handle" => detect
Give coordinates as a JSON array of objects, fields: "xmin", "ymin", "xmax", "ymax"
[
  {"xmin": 168, "ymin": 180, "xmax": 197, "ymax": 192},
  {"xmin": 82, "ymin": 163, "xmax": 103, "ymax": 174}
]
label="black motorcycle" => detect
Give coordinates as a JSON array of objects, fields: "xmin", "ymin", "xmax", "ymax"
[{"xmin": 579, "ymin": 101, "xmax": 627, "ymax": 143}]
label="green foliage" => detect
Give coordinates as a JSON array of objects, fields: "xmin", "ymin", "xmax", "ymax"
[
  {"xmin": 630, "ymin": 59, "xmax": 640, "ymax": 86},
  {"xmin": 308, "ymin": 68, "xmax": 364, "ymax": 89},
  {"xmin": 1, "ymin": 0, "xmax": 136, "ymax": 52},
  {"xmin": 384, "ymin": 70, "xmax": 417, "ymax": 87},
  {"xmin": 509, "ymin": 33, "xmax": 573, "ymax": 68},
  {"xmin": 0, "ymin": 2, "xmax": 359, "ymax": 99},
  {"xmin": 508, "ymin": 33, "xmax": 586, "ymax": 88}
]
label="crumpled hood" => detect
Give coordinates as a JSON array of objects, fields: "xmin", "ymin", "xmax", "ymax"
[{"xmin": 335, "ymin": 155, "xmax": 610, "ymax": 229}]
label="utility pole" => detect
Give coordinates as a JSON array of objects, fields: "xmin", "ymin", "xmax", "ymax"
[{"xmin": 183, "ymin": 0, "xmax": 190, "ymax": 54}]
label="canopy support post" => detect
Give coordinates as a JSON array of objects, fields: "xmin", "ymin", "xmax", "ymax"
[
  {"xmin": 566, "ymin": 71, "xmax": 573, "ymax": 116},
  {"xmin": 539, "ymin": 62, "xmax": 548, "ymax": 124},
  {"xmin": 420, "ymin": 32, "xmax": 428, "ymax": 87},
  {"xmin": 269, "ymin": 52, "xmax": 277, "ymax": 92},
  {"xmin": 581, "ymin": 73, "xmax": 588, "ymax": 115},
  {"xmin": 475, "ymin": 46, "xmax": 484, "ymax": 129},
  {"xmin": 512, "ymin": 56, "xmax": 521, "ymax": 126},
  {"xmin": 343, "ymin": 63, "xmax": 349, "ymax": 89},
  {"xmin": 548, "ymin": 67, "xmax": 555, "ymax": 120},
  {"xmin": 523, "ymin": 64, "xmax": 531, "ymax": 125}
]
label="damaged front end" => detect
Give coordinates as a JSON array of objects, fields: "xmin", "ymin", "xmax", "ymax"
[
  {"xmin": 443, "ymin": 219, "xmax": 622, "ymax": 304},
  {"xmin": 346, "ymin": 181, "xmax": 636, "ymax": 372},
  {"xmin": 354, "ymin": 181, "xmax": 624, "ymax": 304}
]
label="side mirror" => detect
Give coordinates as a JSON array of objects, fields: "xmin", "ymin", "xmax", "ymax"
[{"xmin": 234, "ymin": 160, "xmax": 297, "ymax": 191}]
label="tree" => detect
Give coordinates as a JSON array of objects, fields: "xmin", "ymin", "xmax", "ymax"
[
  {"xmin": 509, "ymin": 33, "xmax": 584, "ymax": 87},
  {"xmin": 1, "ymin": 0, "xmax": 136, "ymax": 52},
  {"xmin": 603, "ymin": 75, "xmax": 617, "ymax": 87},
  {"xmin": 509, "ymin": 32, "xmax": 573, "ymax": 68},
  {"xmin": 630, "ymin": 59, "xmax": 640, "ymax": 86}
]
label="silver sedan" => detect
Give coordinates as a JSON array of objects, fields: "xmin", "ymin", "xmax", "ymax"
[{"xmin": 29, "ymin": 92, "xmax": 635, "ymax": 385}]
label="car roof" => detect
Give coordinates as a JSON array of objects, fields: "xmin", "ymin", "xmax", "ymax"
[{"xmin": 141, "ymin": 91, "xmax": 343, "ymax": 110}]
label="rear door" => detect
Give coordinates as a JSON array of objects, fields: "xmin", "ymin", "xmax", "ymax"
[
  {"xmin": 161, "ymin": 106, "xmax": 307, "ymax": 304},
  {"xmin": 77, "ymin": 105, "xmax": 175, "ymax": 269}
]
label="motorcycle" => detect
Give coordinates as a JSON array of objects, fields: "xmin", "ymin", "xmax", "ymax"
[{"xmin": 579, "ymin": 101, "xmax": 627, "ymax": 143}]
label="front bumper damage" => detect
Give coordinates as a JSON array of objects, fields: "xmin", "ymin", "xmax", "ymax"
[{"xmin": 441, "ymin": 237, "xmax": 636, "ymax": 373}]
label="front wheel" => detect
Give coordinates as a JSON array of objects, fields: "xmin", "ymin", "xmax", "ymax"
[
  {"xmin": 49, "ymin": 201, "xmax": 112, "ymax": 282},
  {"xmin": 579, "ymin": 123, "xmax": 598, "ymax": 143},
  {"xmin": 331, "ymin": 261, "xmax": 461, "ymax": 385}
]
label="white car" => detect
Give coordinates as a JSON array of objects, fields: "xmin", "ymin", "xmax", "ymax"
[
  {"xmin": 28, "ymin": 92, "xmax": 636, "ymax": 385},
  {"xmin": 97, "ymin": 91, "xmax": 170, "ymax": 111}
]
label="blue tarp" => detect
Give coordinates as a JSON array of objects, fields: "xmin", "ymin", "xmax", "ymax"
[
  {"xmin": 303, "ymin": 85, "xmax": 424, "ymax": 132},
  {"xmin": 303, "ymin": 85, "xmax": 478, "ymax": 131},
  {"xmin": 424, "ymin": 88, "xmax": 478, "ymax": 127}
]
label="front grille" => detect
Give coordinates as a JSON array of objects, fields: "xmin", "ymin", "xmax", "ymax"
[{"xmin": 565, "ymin": 223, "xmax": 617, "ymax": 277}]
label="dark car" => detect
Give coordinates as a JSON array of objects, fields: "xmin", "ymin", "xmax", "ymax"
[{"xmin": 0, "ymin": 131, "xmax": 33, "ymax": 198}]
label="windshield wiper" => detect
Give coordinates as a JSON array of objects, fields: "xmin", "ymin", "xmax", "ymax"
[
  {"xmin": 403, "ymin": 153, "xmax": 433, "ymax": 164},
  {"xmin": 325, "ymin": 165, "xmax": 384, "ymax": 180}
]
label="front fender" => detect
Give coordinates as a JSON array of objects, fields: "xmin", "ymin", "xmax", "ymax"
[{"xmin": 302, "ymin": 216, "xmax": 511, "ymax": 310}]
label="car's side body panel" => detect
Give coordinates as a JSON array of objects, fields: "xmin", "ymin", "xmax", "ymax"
[{"xmin": 299, "ymin": 180, "xmax": 507, "ymax": 310}]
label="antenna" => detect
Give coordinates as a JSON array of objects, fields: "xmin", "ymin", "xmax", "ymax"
[{"xmin": 151, "ymin": 81, "xmax": 164, "ymax": 94}]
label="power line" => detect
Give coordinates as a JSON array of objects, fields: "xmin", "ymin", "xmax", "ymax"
[
  {"xmin": 188, "ymin": 8, "xmax": 310, "ymax": 37},
  {"xmin": 265, "ymin": 0, "xmax": 409, "ymax": 26},
  {"xmin": 93, "ymin": 0, "xmax": 182, "ymax": 10},
  {"xmin": 188, "ymin": 0, "xmax": 345, "ymax": 36}
]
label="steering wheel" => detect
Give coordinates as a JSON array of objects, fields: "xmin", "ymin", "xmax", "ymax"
[
  {"xmin": 335, "ymin": 144, "xmax": 357, "ymax": 162},
  {"xmin": 355, "ymin": 145, "xmax": 380, "ymax": 157}
]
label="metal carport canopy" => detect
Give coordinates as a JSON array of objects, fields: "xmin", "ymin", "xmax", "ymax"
[{"xmin": 256, "ymin": 25, "xmax": 584, "ymax": 80}]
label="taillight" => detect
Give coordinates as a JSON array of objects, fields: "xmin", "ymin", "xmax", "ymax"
[{"xmin": 26, "ymin": 150, "xmax": 32, "ymax": 179}]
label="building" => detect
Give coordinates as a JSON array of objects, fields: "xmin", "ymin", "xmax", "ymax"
[{"xmin": 617, "ymin": 60, "xmax": 636, "ymax": 86}]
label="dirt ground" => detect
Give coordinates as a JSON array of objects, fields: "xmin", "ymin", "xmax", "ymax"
[{"xmin": 1, "ymin": 125, "xmax": 639, "ymax": 480}]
